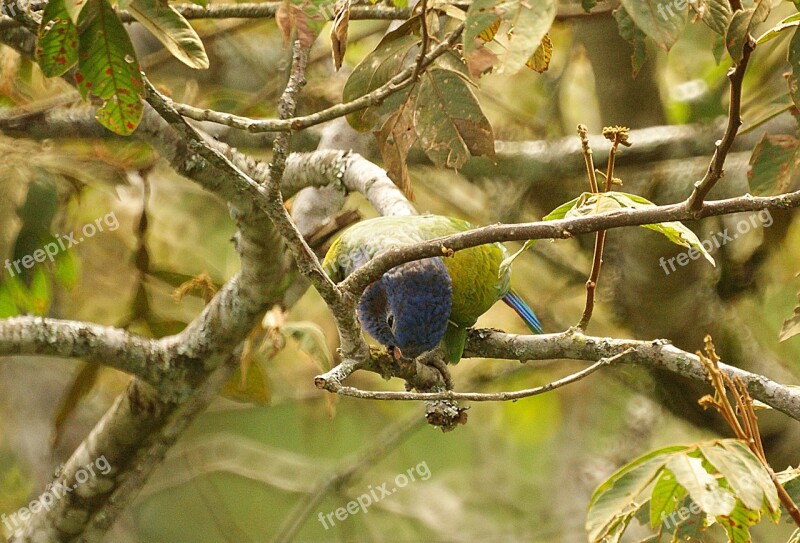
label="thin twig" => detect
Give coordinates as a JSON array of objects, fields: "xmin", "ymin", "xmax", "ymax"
[
  {"xmin": 271, "ymin": 415, "xmax": 424, "ymax": 543},
  {"xmin": 318, "ymin": 350, "xmax": 628, "ymax": 401},
  {"xmin": 697, "ymin": 336, "xmax": 800, "ymax": 529},
  {"xmin": 413, "ymin": 0, "xmax": 429, "ymax": 81},
  {"xmin": 169, "ymin": 24, "xmax": 465, "ymax": 133},
  {"xmin": 686, "ymin": 35, "xmax": 753, "ymax": 209},
  {"xmin": 577, "ymin": 125, "xmax": 601, "ymax": 330}
]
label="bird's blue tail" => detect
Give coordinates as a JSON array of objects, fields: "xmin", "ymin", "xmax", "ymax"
[{"xmin": 502, "ymin": 289, "xmax": 543, "ymax": 334}]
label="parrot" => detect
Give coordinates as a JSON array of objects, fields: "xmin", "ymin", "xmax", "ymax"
[{"xmin": 322, "ymin": 214, "xmax": 543, "ymax": 364}]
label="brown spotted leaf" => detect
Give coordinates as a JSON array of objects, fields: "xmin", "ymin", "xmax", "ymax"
[
  {"xmin": 747, "ymin": 133, "xmax": 800, "ymax": 195},
  {"xmin": 414, "ymin": 68, "xmax": 495, "ymax": 169},
  {"xmin": 36, "ymin": 0, "xmax": 79, "ymax": 77},
  {"xmin": 76, "ymin": 0, "xmax": 144, "ymax": 135},
  {"xmin": 374, "ymin": 102, "xmax": 417, "ymax": 199}
]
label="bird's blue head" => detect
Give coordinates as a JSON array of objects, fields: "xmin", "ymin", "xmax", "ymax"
[{"xmin": 357, "ymin": 257, "xmax": 452, "ymax": 359}]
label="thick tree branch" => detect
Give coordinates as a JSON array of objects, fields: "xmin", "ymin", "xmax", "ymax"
[{"xmin": 0, "ymin": 317, "xmax": 172, "ymax": 390}]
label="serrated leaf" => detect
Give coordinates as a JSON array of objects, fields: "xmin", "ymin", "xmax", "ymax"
[
  {"xmin": 614, "ymin": 6, "xmax": 650, "ymax": 77},
  {"xmin": 726, "ymin": 1, "xmax": 770, "ymax": 63},
  {"xmin": 76, "ymin": 0, "xmax": 144, "ymax": 135},
  {"xmin": 35, "ymin": 0, "xmax": 79, "ymax": 77},
  {"xmin": 284, "ymin": 321, "xmax": 333, "ymax": 372},
  {"xmin": 414, "ymin": 68, "xmax": 495, "ymax": 169},
  {"xmin": 587, "ymin": 445, "xmax": 688, "ymax": 541},
  {"xmin": 665, "ymin": 454, "xmax": 736, "ymax": 517},
  {"xmin": 747, "ymin": 133, "xmax": 800, "ymax": 196},
  {"xmin": 650, "ymin": 469, "xmax": 687, "ymax": 529},
  {"xmin": 621, "ymin": 0, "xmax": 687, "ymax": 52},
  {"xmin": 127, "ymin": 0, "xmax": 209, "ymax": 69},
  {"xmin": 526, "ymin": 32, "xmax": 552, "ymax": 73},
  {"xmin": 691, "ymin": 0, "xmax": 732, "ymax": 35},
  {"xmin": 342, "ymin": 18, "xmax": 420, "ymax": 131},
  {"xmin": 757, "ymin": 11, "xmax": 800, "ymax": 44}
]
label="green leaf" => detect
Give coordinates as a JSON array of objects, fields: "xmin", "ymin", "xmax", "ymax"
[
  {"xmin": 342, "ymin": 18, "xmax": 420, "ymax": 131},
  {"xmin": 76, "ymin": 0, "xmax": 145, "ymax": 135},
  {"xmin": 726, "ymin": 1, "xmax": 770, "ymax": 63},
  {"xmin": 698, "ymin": 442, "xmax": 773, "ymax": 512},
  {"xmin": 621, "ymin": 0, "xmax": 687, "ymax": 52},
  {"xmin": 717, "ymin": 500, "xmax": 763, "ymax": 543},
  {"xmin": 747, "ymin": 133, "xmax": 800, "ymax": 196},
  {"xmin": 586, "ymin": 445, "xmax": 688, "ymax": 541},
  {"xmin": 127, "ymin": 0, "xmax": 209, "ymax": 69},
  {"xmin": 692, "ymin": 0, "xmax": 733, "ymax": 35},
  {"xmin": 53, "ymin": 249, "xmax": 79, "ymax": 290},
  {"xmin": 582, "ymin": 0, "xmax": 597, "ymax": 13},
  {"xmin": 498, "ymin": 240, "xmax": 535, "ymax": 279},
  {"xmin": 283, "ymin": 321, "xmax": 333, "ymax": 371},
  {"xmin": 649, "ymin": 469, "xmax": 686, "ymax": 528},
  {"xmin": 221, "ymin": 359, "xmax": 271, "ymax": 405},
  {"xmin": 463, "ymin": 0, "xmax": 501, "ymax": 54},
  {"xmin": 414, "ymin": 68, "xmax": 495, "ymax": 169},
  {"xmin": 756, "ymin": 11, "xmax": 800, "ymax": 44},
  {"xmin": 719, "ymin": 441, "xmax": 780, "ymax": 512},
  {"xmin": 548, "ymin": 191, "xmax": 716, "ymax": 266},
  {"xmin": 789, "ymin": 27, "xmax": 800, "ymax": 110},
  {"xmin": 502, "ymin": 0, "xmax": 557, "ymax": 73},
  {"xmin": 463, "ymin": 0, "xmax": 556, "ymax": 73},
  {"xmin": 665, "ymin": 454, "xmax": 736, "ymax": 517},
  {"xmin": 28, "ymin": 267, "xmax": 52, "ymax": 316},
  {"xmin": 614, "ymin": 6, "xmax": 650, "ymax": 77},
  {"xmin": 543, "ymin": 195, "xmax": 581, "ymax": 221},
  {"xmin": 35, "ymin": 0, "xmax": 79, "ymax": 77},
  {"xmin": 780, "ymin": 301, "xmax": 800, "ymax": 341},
  {"xmin": 64, "ymin": 0, "xmax": 88, "ymax": 23},
  {"xmin": 0, "ymin": 283, "xmax": 19, "ymax": 318}
]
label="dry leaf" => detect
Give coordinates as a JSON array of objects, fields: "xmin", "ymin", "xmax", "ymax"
[
  {"xmin": 526, "ymin": 33, "xmax": 553, "ymax": 73},
  {"xmin": 374, "ymin": 107, "xmax": 417, "ymax": 200},
  {"xmin": 330, "ymin": 0, "xmax": 350, "ymax": 71}
]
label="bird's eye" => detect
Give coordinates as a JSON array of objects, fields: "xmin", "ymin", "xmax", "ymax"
[{"xmin": 387, "ymin": 314, "xmax": 395, "ymax": 329}]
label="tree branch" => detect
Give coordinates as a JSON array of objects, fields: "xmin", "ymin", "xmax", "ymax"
[
  {"xmin": 0, "ymin": 317, "xmax": 174, "ymax": 391},
  {"xmin": 167, "ymin": 23, "xmax": 464, "ymax": 133},
  {"xmin": 339, "ymin": 190, "xmax": 800, "ymax": 298},
  {"xmin": 687, "ymin": 35, "xmax": 754, "ymax": 209}
]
